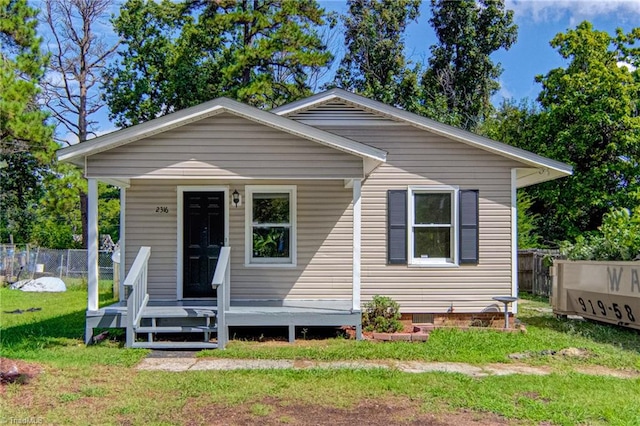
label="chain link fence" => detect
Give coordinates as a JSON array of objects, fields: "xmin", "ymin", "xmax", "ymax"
[{"xmin": 0, "ymin": 245, "xmax": 114, "ymax": 283}]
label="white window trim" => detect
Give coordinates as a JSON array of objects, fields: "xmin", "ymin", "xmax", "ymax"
[
  {"xmin": 408, "ymin": 185, "xmax": 459, "ymax": 267},
  {"xmin": 245, "ymin": 185, "xmax": 297, "ymax": 268}
]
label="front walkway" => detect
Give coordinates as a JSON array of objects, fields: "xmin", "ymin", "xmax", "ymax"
[{"xmin": 136, "ymin": 357, "xmax": 639, "ymax": 379}]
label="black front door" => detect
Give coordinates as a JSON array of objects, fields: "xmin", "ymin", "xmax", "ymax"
[{"xmin": 183, "ymin": 192, "xmax": 225, "ymax": 298}]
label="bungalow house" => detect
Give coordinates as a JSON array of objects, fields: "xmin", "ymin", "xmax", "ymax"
[{"xmin": 57, "ymin": 89, "xmax": 572, "ymax": 349}]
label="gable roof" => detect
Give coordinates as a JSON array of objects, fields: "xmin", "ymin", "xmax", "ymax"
[
  {"xmin": 273, "ymin": 88, "xmax": 573, "ymax": 187},
  {"xmin": 57, "ymin": 96, "xmax": 387, "ymax": 167}
]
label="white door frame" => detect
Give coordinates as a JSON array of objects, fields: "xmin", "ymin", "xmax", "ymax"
[{"xmin": 176, "ymin": 186, "xmax": 230, "ymax": 300}]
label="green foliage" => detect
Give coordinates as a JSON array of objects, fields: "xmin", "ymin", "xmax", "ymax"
[
  {"xmin": 105, "ymin": 0, "xmax": 332, "ymax": 127},
  {"xmin": 98, "ymin": 182, "xmax": 120, "ymax": 241},
  {"xmin": 529, "ymin": 22, "xmax": 640, "ymax": 241},
  {"xmin": 333, "ymin": 0, "xmax": 421, "ymax": 108},
  {"xmin": 30, "ymin": 217, "xmax": 77, "ymax": 249},
  {"xmin": 420, "ymin": 0, "xmax": 517, "ymax": 130},
  {"xmin": 0, "ymin": 0, "xmax": 55, "ymax": 244},
  {"xmin": 361, "ymin": 295, "xmax": 403, "ymax": 333},
  {"xmin": 0, "ymin": 0, "xmax": 53, "ymax": 158},
  {"xmin": 560, "ymin": 205, "xmax": 640, "ymax": 260},
  {"xmin": 517, "ymin": 191, "xmax": 542, "ymax": 249},
  {"xmin": 0, "ymin": 151, "xmax": 44, "ymax": 243}
]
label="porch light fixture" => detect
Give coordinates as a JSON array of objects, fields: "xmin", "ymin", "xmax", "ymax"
[{"xmin": 232, "ymin": 189, "xmax": 240, "ymax": 207}]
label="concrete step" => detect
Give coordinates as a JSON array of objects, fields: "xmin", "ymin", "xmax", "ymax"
[
  {"xmin": 131, "ymin": 341, "xmax": 218, "ymax": 350},
  {"xmin": 135, "ymin": 325, "xmax": 217, "ymax": 334}
]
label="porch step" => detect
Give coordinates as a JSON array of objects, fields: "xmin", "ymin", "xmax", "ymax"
[
  {"xmin": 135, "ymin": 325, "xmax": 217, "ymax": 334},
  {"xmin": 140, "ymin": 307, "xmax": 217, "ymax": 319},
  {"xmin": 131, "ymin": 341, "xmax": 219, "ymax": 350}
]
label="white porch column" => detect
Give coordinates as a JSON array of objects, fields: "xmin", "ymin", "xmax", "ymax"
[
  {"xmin": 87, "ymin": 178, "xmax": 99, "ymax": 312},
  {"xmin": 352, "ymin": 179, "xmax": 362, "ymax": 312},
  {"xmin": 510, "ymin": 169, "xmax": 518, "ymax": 313},
  {"xmin": 119, "ymin": 187, "xmax": 126, "ymax": 302}
]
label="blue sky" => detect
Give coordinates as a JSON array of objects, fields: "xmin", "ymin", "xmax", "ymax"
[
  {"xmin": 50, "ymin": 0, "xmax": 640, "ymax": 140},
  {"xmin": 321, "ymin": 0, "xmax": 640, "ymax": 103},
  {"xmin": 412, "ymin": 0, "xmax": 640, "ymax": 102}
]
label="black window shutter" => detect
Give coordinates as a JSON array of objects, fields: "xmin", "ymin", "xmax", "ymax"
[
  {"xmin": 459, "ymin": 190, "xmax": 479, "ymax": 264},
  {"xmin": 388, "ymin": 190, "xmax": 407, "ymax": 264}
]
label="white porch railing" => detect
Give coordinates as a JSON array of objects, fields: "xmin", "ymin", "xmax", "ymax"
[
  {"xmin": 211, "ymin": 246, "xmax": 231, "ymax": 349},
  {"xmin": 124, "ymin": 246, "xmax": 151, "ymax": 348}
]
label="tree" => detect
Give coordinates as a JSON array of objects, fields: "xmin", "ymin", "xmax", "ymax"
[
  {"xmin": 41, "ymin": 0, "xmax": 119, "ymax": 249},
  {"xmin": 481, "ymin": 99, "xmax": 544, "ymax": 248},
  {"xmin": 105, "ymin": 0, "xmax": 332, "ymax": 128},
  {"xmin": 0, "ymin": 0, "xmax": 54, "ymax": 243},
  {"xmin": 421, "ymin": 0, "xmax": 517, "ymax": 130},
  {"xmin": 529, "ymin": 22, "xmax": 640, "ymax": 241},
  {"xmin": 333, "ymin": 0, "xmax": 421, "ymax": 108},
  {"xmin": 42, "ymin": 0, "xmax": 119, "ymax": 145}
]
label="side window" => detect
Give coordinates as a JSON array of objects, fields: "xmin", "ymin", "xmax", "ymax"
[
  {"xmin": 387, "ymin": 187, "xmax": 479, "ymax": 266},
  {"xmin": 409, "ymin": 187, "xmax": 457, "ymax": 265}
]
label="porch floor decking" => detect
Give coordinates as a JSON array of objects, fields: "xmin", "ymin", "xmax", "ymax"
[{"xmin": 86, "ymin": 299, "xmax": 361, "ymax": 345}]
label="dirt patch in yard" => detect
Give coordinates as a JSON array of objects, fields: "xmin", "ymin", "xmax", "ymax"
[
  {"xmin": 181, "ymin": 396, "xmax": 516, "ymax": 426},
  {"xmin": 0, "ymin": 358, "xmax": 43, "ymax": 393}
]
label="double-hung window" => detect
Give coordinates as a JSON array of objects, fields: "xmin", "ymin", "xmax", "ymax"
[
  {"xmin": 388, "ymin": 187, "xmax": 478, "ymax": 266},
  {"xmin": 245, "ymin": 185, "xmax": 296, "ymax": 266},
  {"xmin": 408, "ymin": 186, "xmax": 458, "ymax": 266}
]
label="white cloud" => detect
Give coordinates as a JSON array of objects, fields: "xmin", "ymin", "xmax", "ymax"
[
  {"xmin": 495, "ymin": 79, "xmax": 514, "ymax": 101},
  {"xmin": 507, "ymin": 0, "xmax": 640, "ymax": 26}
]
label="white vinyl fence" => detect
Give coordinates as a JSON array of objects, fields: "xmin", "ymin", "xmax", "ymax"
[{"xmin": 0, "ymin": 245, "xmax": 114, "ymax": 282}]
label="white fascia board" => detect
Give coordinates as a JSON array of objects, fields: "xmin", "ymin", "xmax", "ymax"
[
  {"xmin": 275, "ymin": 88, "xmax": 572, "ymax": 179},
  {"xmin": 58, "ymin": 96, "xmax": 387, "ymax": 166}
]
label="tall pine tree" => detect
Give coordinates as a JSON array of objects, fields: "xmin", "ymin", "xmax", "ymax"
[
  {"xmin": 105, "ymin": 0, "xmax": 332, "ymax": 127},
  {"xmin": 334, "ymin": 0, "xmax": 421, "ymax": 108},
  {"xmin": 0, "ymin": 0, "xmax": 54, "ymax": 243},
  {"xmin": 421, "ymin": 0, "xmax": 517, "ymax": 130}
]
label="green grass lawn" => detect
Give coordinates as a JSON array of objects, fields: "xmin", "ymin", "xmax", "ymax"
[{"xmin": 2, "ymin": 285, "xmax": 640, "ymax": 425}]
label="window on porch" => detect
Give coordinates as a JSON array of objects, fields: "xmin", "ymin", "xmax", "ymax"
[{"xmin": 245, "ymin": 185, "xmax": 297, "ymax": 267}]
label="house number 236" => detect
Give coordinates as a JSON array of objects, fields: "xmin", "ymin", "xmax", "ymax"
[{"xmin": 155, "ymin": 206, "xmax": 169, "ymax": 213}]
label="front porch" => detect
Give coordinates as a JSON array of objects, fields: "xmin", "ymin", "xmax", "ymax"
[
  {"xmin": 87, "ymin": 246, "xmax": 362, "ymax": 349},
  {"xmin": 87, "ymin": 298, "xmax": 362, "ymax": 349}
]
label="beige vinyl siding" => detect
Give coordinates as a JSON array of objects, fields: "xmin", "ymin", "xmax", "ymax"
[
  {"xmin": 124, "ymin": 179, "xmax": 353, "ymax": 300},
  {"xmin": 86, "ymin": 113, "xmax": 362, "ymax": 179},
  {"xmin": 288, "ymin": 103, "xmax": 522, "ymax": 313}
]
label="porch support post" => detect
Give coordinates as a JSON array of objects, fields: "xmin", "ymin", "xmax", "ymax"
[
  {"xmin": 87, "ymin": 178, "xmax": 99, "ymax": 312},
  {"xmin": 119, "ymin": 187, "xmax": 126, "ymax": 302},
  {"xmin": 352, "ymin": 178, "xmax": 362, "ymax": 312},
  {"xmin": 510, "ymin": 169, "xmax": 518, "ymax": 314}
]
